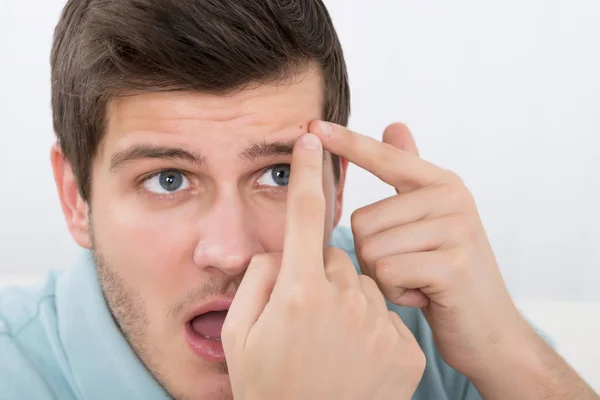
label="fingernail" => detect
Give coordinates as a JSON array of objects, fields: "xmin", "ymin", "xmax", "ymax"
[
  {"xmin": 317, "ymin": 121, "xmax": 333, "ymax": 137},
  {"xmin": 300, "ymin": 133, "xmax": 321, "ymax": 150}
]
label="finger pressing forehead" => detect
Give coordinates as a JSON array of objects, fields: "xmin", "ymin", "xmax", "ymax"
[
  {"xmin": 280, "ymin": 133, "xmax": 327, "ymax": 281},
  {"xmin": 310, "ymin": 121, "xmax": 447, "ymax": 192}
]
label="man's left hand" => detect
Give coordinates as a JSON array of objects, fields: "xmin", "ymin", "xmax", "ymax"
[{"xmin": 311, "ymin": 120, "xmax": 534, "ymax": 380}]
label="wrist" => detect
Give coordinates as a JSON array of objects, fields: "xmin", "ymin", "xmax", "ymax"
[
  {"xmin": 464, "ymin": 317, "xmax": 545, "ymax": 385},
  {"xmin": 466, "ymin": 326, "xmax": 588, "ymax": 400}
]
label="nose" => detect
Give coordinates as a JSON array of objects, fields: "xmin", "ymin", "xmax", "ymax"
[{"xmin": 192, "ymin": 193, "xmax": 262, "ymax": 277}]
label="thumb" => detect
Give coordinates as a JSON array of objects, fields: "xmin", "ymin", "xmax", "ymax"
[
  {"xmin": 222, "ymin": 253, "xmax": 281, "ymax": 354},
  {"xmin": 382, "ymin": 122, "xmax": 419, "ymax": 157}
]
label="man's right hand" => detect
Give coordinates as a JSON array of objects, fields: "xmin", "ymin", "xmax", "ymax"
[{"xmin": 222, "ymin": 133, "xmax": 425, "ymax": 400}]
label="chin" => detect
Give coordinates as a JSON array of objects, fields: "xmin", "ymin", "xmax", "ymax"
[{"xmin": 169, "ymin": 374, "xmax": 233, "ymax": 400}]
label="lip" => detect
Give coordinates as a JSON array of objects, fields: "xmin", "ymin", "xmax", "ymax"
[
  {"xmin": 184, "ymin": 298, "xmax": 233, "ymax": 362},
  {"xmin": 183, "ymin": 298, "xmax": 234, "ymax": 324}
]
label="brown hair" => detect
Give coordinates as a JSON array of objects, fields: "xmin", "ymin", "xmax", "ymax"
[{"xmin": 51, "ymin": 0, "xmax": 350, "ymax": 201}]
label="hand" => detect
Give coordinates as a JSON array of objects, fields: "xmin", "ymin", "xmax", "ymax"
[
  {"xmin": 222, "ymin": 133, "xmax": 425, "ymax": 400},
  {"xmin": 310, "ymin": 121, "xmax": 533, "ymax": 380}
]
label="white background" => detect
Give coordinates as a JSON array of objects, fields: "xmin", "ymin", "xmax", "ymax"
[{"xmin": 0, "ymin": 0, "xmax": 599, "ymax": 391}]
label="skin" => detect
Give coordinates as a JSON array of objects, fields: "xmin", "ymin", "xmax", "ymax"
[{"xmin": 51, "ymin": 67, "xmax": 348, "ymax": 400}]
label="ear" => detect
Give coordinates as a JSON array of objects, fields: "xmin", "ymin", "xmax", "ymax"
[
  {"xmin": 50, "ymin": 143, "xmax": 92, "ymax": 249},
  {"xmin": 382, "ymin": 122, "xmax": 420, "ymax": 156},
  {"xmin": 332, "ymin": 155, "xmax": 349, "ymax": 229}
]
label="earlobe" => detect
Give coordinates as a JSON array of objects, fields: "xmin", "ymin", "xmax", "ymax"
[{"xmin": 50, "ymin": 143, "xmax": 92, "ymax": 249}]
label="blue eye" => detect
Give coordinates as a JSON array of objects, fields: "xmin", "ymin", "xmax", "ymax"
[
  {"xmin": 143, "ymin": 170, "xmax": 190, "ymax": 194},
  {"xmin": 257, "ymin": 164, "xmax": 291, "ymax": 187}
]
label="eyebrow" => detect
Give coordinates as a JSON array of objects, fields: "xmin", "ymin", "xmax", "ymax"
[
  {"xmin": 109, "ymin": 139, "xmax": 326, "ymax": 172},
  {"xmin": 240, "ymin": 140, "xmax": 328, "ymax": 163},
  {"xmin": 109, "ymin": 145, "xmax": 206, "ymax": 171},
  {"xmin": 239, "ymin": 140, "xmax": 296, "ymax": 163}
]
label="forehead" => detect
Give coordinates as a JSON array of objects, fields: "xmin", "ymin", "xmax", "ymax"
[{"xmin": 99, "ymin": 67, "xmax": 323, "ymax": 160}]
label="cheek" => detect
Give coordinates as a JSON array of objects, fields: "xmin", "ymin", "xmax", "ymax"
[
  {"xmin": 248, "ymin": 199, "xmax": 287, "ymax": 253},
  {"xmin": 90, "ymin": 194, "xmax": 199, "ymax": 286},
  {"xmin": 90, "ymin": 202, "xmax": 201, "ymax": 330}
]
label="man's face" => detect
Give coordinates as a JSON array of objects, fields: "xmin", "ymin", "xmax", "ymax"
[{"xmin": 85, "ymin": 68, "xmax": 346, "ymax": 399}]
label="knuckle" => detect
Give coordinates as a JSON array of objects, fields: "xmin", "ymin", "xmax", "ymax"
[
  {"xmin": 358, "ymin": 236, "xmax": 378, "ymax": 265},
  {"xmin": 441, "ymin": 182, "xmax": 469, "ymax": 204},
  {"xmin": 367, "ymin": 317, "xmax": 398, "ymax": 354},
  {"xmin": 440, "ymin": 178, "xmax": 476, "ymax": 209},
  {"xmin": 285, "ymin": 284, "xmax": 318, "ymax": 314},
  {"xmin": 444, "ymin": 169, "xmax": 466, "ymax": 186},
  {"xmin": 439, "ymin": 182, "xmax": 461, "ymax": 204},
  {"xmin": 383, "ymin": 322, "xmax": 402, "ymax": 346},
  {"xmin": 358, "ymin": 273, "xmax": 378, "ymax": 291},
  {"xmin": 358, "ymin": 274, "xmax": 390, "ymax": 304},
  {"xmin": 446, "ymin": 247, "xmax": 474, "ymax": 283},
  {"xmin": 350, "ymin": 208, "xmax": 368, "ymax": 237},
  {"xmin": 339, "ymin": 289, "xmax": 368, "ymax": 321},
  {"xmin": 373, "ymin": 257, "xmax": 392, "ymax": 281},
  {"xmin": 448, "ymin": 214, "xmax": 475, "ymax": 240},
  {"xmin": 324, "ymin": 247, "xmax": 351, "ymax": 265}
]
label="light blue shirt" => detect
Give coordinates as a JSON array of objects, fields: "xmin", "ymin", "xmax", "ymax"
[{"xmin": 0, "ymin": 227, "xmax": 483, "ymax": 399}]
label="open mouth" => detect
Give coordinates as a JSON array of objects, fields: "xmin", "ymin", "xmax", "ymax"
[
  {"xmin": 189, "ymin": 310, "xmax": 229, "ymax": 342},
  {"xmin": 185, "ymin": 304, "xmax": 231, "ymax": 362}
]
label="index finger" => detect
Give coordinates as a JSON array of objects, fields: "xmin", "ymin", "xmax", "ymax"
[
  {"xmin": 311, "ymin": 121, "xmax": 448, "ymax": 193},
  {"xmin": 280, "ymin": 133, "xmax": 327, "ymax": 282}
]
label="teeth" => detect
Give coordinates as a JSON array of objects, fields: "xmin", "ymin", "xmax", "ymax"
[{"xmin": 203, "ymin": 335, "xmax": 222, "ymax": 342}]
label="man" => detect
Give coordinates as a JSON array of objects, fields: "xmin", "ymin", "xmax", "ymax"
[{"xmin": 0, "ymin": 0, "xmax": 597, "ymax": 399}]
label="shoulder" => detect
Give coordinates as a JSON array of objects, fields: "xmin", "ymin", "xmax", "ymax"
[
  {"xmin": 0, "ymin": 334, "xmax": 67, "ymax": 399},
  {"xmin": 0, "ymin": 271, "xmax": 59, "ymax": 335},
  {"xmin": 0, "ymin": 272, "xmax": 77, "ymax": 399}
]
